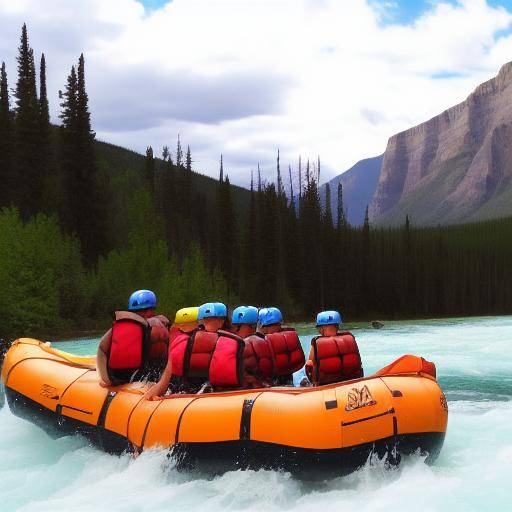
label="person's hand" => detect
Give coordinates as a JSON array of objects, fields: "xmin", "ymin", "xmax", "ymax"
[
  {"xmin": 144, "ymin": 386, "xmax": 162, "ymax": 400},
  {"xmin": 99, "ymin": 378, "xmax": 112, "ymax": 388}
]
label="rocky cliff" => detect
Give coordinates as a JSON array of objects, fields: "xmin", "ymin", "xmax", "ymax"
[{"xmin": 370, "ymin": 62, "xmax": 512, "ymax": 226}]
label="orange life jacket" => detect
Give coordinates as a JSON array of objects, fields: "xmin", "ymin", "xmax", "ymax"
[
  {"xmin": 310, "ymin": 332, "xmax": 363, "ymax": 385},
  {"xmin": 176, "ymin": 329, "xmax": 245, "ymax": 388},
  {"xmin": 265, "ymin": 328, "xmax": 305, "ymax": 377},
  {"xmin": 107, "ymin": 311, "xmax": 170, "ymax": 383},
  {"xmin": 244, "ymin": 334, "xmax": 275, "ymax": 381}
]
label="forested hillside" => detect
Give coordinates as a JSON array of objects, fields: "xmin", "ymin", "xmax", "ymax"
[{"xmin": 1, "ymin": 25, "xmax": 512, "ymax": 341}]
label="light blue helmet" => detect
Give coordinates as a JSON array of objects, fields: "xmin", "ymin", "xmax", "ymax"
[
  {"xmin": 128, "ymin": 289, "xmax": 157, "ymax": 311},
  {"xmin": 316, "ymin": 310, "xmax": 342, "ymax": 327},
  {"xmin": 258, "ymin": 307, "xmax": 283, "ymax": 327},
  {"xmin": 198, "ymin": 302, "xmax": 227, "ymax": 320},
  {"xmin": 232, "ymin": 306, "xmax": 259, "ymax": 325}
]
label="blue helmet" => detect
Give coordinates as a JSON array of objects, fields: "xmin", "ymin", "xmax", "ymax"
[
  {"xmin": 258, "ymin": 307, "xmax": 283, "ymax": 327},
  {"xmin": 198, "ymin": 302, "xmax": 227, "ymax": 320},
  {"xmin": 316, "ymin": 310, "xmax": 342, "ymax": 327},
  {"xmin": 128, "ymin": 289, "xmax": 157, "ymax": 311},
  {"xmin": 232, "ymin": 306, "xmax": 259, "ymax": 325}
]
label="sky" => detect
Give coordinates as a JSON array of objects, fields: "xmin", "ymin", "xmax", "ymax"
[{"xmin": 2, "ymin": 0, "xmax": 512, "ymax": 187}]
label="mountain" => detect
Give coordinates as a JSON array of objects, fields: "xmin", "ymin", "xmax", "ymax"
[
  {"xmin": 94, "ymin": 138, "xmax": 251, "ymax": 215},
  {"xmin": 370, "ymin": 62, "xmax": 512, "ymax": 226},
  {"xmin": 320, "ymin": 155, "xmax": 383, "ymax": 226}
]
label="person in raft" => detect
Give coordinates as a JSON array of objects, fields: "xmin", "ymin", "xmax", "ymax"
[
  {"xmin": 232, "ymin": 306, "xmax": 274, "ymax": 388},
  {"xmin": 96, "ymin": 290, "xmax": 170, "ymax": 387},
  {"xmin": 144, "ymin": 302, "xmax": 245, "ymax": 398},
  {"xmin": 258, "ymin": 307, "xmax": 305, "ymax": 386},
  {"xmin": 198, "ymin": 302, "xmax": 228, "ymax": 332},
  {"xmin": 169, "ymin": 306, "xmax": 199, "ymax": 342},
  {"xmin": 144, "ymin": 306, "xmax": 199, "ymax": 400},
  {"xmin": 304, "ymin": 310, "xmax": 363, "ymax": 386}
]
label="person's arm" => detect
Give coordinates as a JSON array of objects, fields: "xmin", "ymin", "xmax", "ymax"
[
  {"xmin": 96, "ymin": 330, "xmax": 112, "ymax": 387},
  {"xmin": 144, "ymin": 359, "xmax": 173, "ymax": 400}
]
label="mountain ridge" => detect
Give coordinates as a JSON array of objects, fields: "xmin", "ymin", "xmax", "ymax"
[{"xmin": 369, "ymin": 61, "xmax": 512, "ymax": 226}]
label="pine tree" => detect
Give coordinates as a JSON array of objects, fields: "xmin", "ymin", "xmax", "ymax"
[
  {"xmin": 176, "ymin": 134, "xmax": 183, "ymax": 169},
  {"xmin": 38, "ymin": 53, "xmax": 51, "ymax": 209},
  {"xmin": 288, "ymin": 164, "xmax": 294, "ymax": 205},
  {"xmin": 219, "ymin": 154, "xmax": 224, "ymax": 182},
  {"xmin": 276, "ymin": 149, "xmax": 283, "ymax": 196},
  {"xmin": 324, "ymin": 183, "xmax": 333, "ymax": 227},
  {"xmin": 162, "ymin": 145, "xmax": 169, "ymax": 162},
  {"xmin": 145, "ymin": 145, "xmax": 155, "ymax": 192},
  {"xmin": 60, "ymin": 55, "xmax": 109, "ymax": 265},
  {"xmin": 0, "ymin": 62, "xmax": 14, "ymax": 207},
  {"xmin": 14, "ymin": 23, "xmax": 41, "ymax": 217},
  {"xmin": 337, "ymin": 181, "xmax": 347, "ymax": 228},
  {"xmin": 185, "ymin": 145, "xmax": 192, "ymax": 172},
  {"xmin": 184, "ymin": 144, "xmax": 192, "ymax": 204}
]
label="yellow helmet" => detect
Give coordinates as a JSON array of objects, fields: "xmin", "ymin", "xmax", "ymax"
[{"xmin": 174, "ymin": 306, "xmax": 199, "ymax": 325}]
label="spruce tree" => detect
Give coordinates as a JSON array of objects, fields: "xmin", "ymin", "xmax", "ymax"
[
  {"xmin": 14, "ymin": 24, "xmax": 41, "ymax": 217},
  {"xmin": 38, "ymin": 53, "xmax": 51, "ymax": 209},
  {"xmin": 145, "ymin": 145, "xmax": 155, "ymax": 192},
  {"xmin": 276, "ymin": 149, "xmax": 283, "ymax": 196},
  {"xmin": 0, "ymin": 62, "xmax": 14, "ymax": 207},
  {"xmin": 184, "ymin": 144, "xmax": 192, "ymax": 205},
  {"xmin": 337, "ymin": 181, "xmax": 347, "ymax": 228},
  {"xmin": 176, "ymin": 134, "xmax": 183, "ymax": 169},
  {"xmin": 324, "ymin": 183, "xmax": 333, "ymax": 227},
  {"xmin": 60, "ymin": 55, "xmax": 109, "ymax": 265}
]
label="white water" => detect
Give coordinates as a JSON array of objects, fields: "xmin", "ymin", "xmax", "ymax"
[{"xmin": 1, "ymin": 316, "xmax": 511, "ymax": 511}]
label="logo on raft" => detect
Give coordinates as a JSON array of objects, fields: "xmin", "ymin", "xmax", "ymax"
[
  {"xmin": 440, "ymin": 393, "xmax": 448, "ymax": 411},
  {"xmin": 40, "ymin": 384, "xmax": 59, "ymax": 400},
  {"xmin": 345, "ymin": 385, "xmax": 376, "ymax": 411}
]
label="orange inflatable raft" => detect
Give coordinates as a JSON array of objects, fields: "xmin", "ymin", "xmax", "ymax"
[{"xmin": 1, "ymin": 339, "xmax": 448, "ymax": 476}]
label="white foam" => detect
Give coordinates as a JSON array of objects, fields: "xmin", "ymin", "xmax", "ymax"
[{"xmin": 2, "ymin": 317, "xmax": 512, "ymax": 511}]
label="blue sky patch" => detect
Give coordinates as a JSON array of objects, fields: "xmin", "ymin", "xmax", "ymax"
[
  {"xmin": 372, "ymin": 0, "xmax": 512, "ymax": 26},
  {"xmin": 138, "ymin": 0, "xmax": 170, "ymax": 12}
]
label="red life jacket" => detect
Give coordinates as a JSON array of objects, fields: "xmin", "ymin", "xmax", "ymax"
[
  {"xmin": 244, "ymin": 334, "xmax": 275, "ymax": 379},
  {"xmin": 107, "ymin": 312, "xmax": 170, "ymax": 378},
  {"xmin": 169, "ymin": 330, "xmax": 193, "ymax": 377},
  {"xmin": 108, "ymin": 311, "xmax": 149, "ymax": 373},
  {"xmin": 183, "ymin": 329, "xmax": 245, "ymax": 388},
  {"xmin": 311, "ymin": 332, "xmax": 363, "ymax": 385},
  {"xmin": 265, "ymin": 328, "xmax": 305, "ymax": 376},
  {"xmin": 146, "ymin": 315, "xmax": 170, "ymax": 361}
]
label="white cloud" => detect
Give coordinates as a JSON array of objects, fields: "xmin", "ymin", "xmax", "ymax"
[{"xmin": 1, "ymin": 0, "xmax": 512, "ymax": 185}]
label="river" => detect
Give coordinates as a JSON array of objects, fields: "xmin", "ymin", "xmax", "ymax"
[{"xmin": 1, "ymin": 316, "xmax": 511, "ymax": 511}]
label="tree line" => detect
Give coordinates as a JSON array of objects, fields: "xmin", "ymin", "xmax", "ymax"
[{"xmin": 1, "ymin": 24, "xmax": 512, "ymax": 341}]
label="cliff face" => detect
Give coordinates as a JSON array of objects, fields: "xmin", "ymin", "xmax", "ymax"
[
  {"xmin": 370, "ymin": 62, "xmax": 512, "ymax": 226},
  {"xmin": 320, "ymin": 155, "xmax": 383, "ymax": 226}
]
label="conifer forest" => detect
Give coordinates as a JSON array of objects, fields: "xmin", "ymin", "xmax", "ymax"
[{"xmin": 1, "ymin": 25, "xmax": 512, "ymax": 340}]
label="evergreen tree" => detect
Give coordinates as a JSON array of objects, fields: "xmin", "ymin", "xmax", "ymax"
[
  {"xmin": 0, "ymin": 62, "xmax": 14, "ymax": 207},
  {"xmin": 14, "ymin": 23, "xmax": 41, "ymax": 217},
  {"xmin": 288, "ymin": 164, "xmax": 294, "ymax": 205},
  {"xmin": 276, "ymin": 149, "xmax": 283, "ymax": 196},
  {"xmin": 183, "ymin": 144, "xmax": 192, "ymax": 205},
  {"xmin": 60, "ymin": 54, "xmax": 109, "ymax": 265},
  {"xmin": 324, "ymin": 183, "xmax": 333, "ymax": 227},
  {"xmin": 176, "ymin": 134, "xmax": 183, "ymax": 169},
  {"xmin": 38, "ymin": 53, "xmax": 51, "ymax": 209},
  {"xmin": 337, "ymin": 181, "xmax": 347, "ymax": 228},
  {"xmin": 185, "ymin": 145, "xmax": 192, "ymax": 172},
  {"xmin": 145, "ymin": 145, "xmax": 155, "ymax": 192}
]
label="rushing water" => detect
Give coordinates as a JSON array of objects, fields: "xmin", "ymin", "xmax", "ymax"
[{"xmin": 1, "ymin": 316, "xmax": 511, "ymax": 511}]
